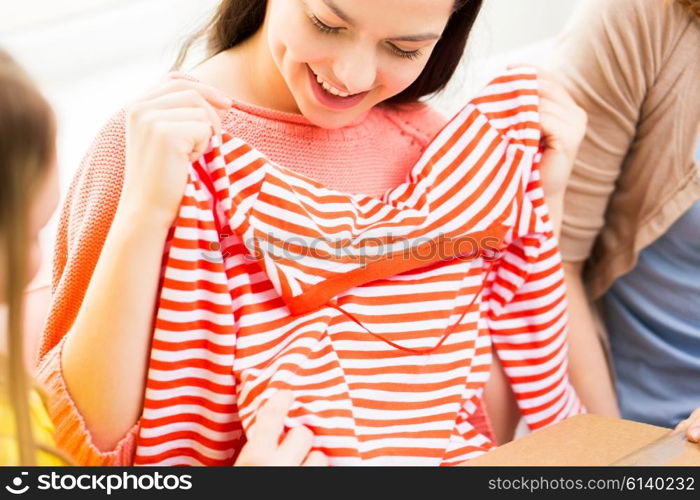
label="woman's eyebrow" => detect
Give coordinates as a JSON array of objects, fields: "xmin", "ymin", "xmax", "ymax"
[
  {"xmin": 322, "ymin": 0, "xmax": 355, "ymax": 24},
  {"xmin": 388, "ymin": 33, "xmax": 440, "ymax": 42},
  {"xmin": 321, "ymin": 0, "xmax": 440, "ymax": 42}
]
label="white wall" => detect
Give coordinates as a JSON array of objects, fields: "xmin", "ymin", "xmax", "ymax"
[{"xmin": 1, "ymin": 0, "xmax": 218, "ymax": 191}]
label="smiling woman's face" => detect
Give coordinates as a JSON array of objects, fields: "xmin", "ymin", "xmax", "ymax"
[{"xmin": 264, "ymin": 0, "xmax": 455, "ymax": 129}]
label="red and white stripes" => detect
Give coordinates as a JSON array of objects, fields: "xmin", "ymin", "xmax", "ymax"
[{"xmin": 134, "ymin": 68, "xmax": 584, "ymax": 466}]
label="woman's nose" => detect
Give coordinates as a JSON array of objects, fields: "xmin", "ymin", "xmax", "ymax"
[{"xmin": 332, "ymin": 48, "xmax": 377, "ymax": 95}]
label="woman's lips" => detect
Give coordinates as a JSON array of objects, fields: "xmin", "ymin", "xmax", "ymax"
[{"xmin": 306, "ymin": 64, "xmax": 369, "ymax": 111}]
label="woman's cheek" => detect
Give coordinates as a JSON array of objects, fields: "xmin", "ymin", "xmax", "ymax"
[
  {"xmin": 267, "ymin": 4, "xmax": 327, "ymax": 63},
  {"xmin": 376, "ymin": 62, "xmax": 425, "ymax": 99},
  {"xmin": 280, "ymin": 27, "xmax": 333, "ymax": 66}
]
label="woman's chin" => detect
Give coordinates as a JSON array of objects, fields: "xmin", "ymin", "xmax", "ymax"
[
  {"xmin": 297, "ymin": 99, "xmax": 367, "ymax": 129},
  {"xmin": 309, "ymin": 116, "xmax": 354, "ymax": 129}
]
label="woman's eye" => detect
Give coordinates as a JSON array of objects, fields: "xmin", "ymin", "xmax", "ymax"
[
  {"xmin": 309, "ymin": 14, "xmax": 342, "ymax": 34},
  {"xmin": 307, "ymin": 12, "xmax": 422, "ymax": 61},
  {"xmin": 388, "ymin": 44, "xmax": 423, "ymax": 61}
]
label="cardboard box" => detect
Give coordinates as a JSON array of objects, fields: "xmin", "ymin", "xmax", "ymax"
[{"xmin": 465, "ymin": 414, "xmax": 700, "ymax": 466}]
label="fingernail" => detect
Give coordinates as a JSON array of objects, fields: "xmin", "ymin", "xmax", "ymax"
[{"xmin": 689, "ymin": 427, "xmax": 700, "ymax": 441}]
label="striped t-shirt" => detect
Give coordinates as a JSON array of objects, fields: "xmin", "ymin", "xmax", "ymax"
[{"xmin": 133, "ymin": 68, "xmax": 584, "ymax": 466}]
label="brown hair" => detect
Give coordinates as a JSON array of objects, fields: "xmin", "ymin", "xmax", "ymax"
[
  {"xmin": 173, "ymin": 0, "xmax": 483, "ymax": 106},
  {"xmin": 676, "ymin": 0, "xmax": 700, "ymax": 17},
  {"xmin": 0, "ymin": 48, "xmax": 56, "ymax": 465}
]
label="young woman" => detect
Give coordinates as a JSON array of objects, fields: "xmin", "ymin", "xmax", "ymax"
[{"xmin": 36, "ymin": 0, "xmax": 589, "ymax": 465}]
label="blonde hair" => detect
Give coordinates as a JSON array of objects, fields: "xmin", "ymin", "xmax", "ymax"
[{"xmin": 0, "ymin": 48, "xmax": 56, "ymax": 465}]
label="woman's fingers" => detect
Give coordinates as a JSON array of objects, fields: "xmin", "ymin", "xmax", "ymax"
[
  {"xmin": 139, "ymin": 107, "xmax": 218, "ymax": 154},
  {"xmin": 147, "ymin": 120, "xmax": 213, "ymax": 158},
  {"xmin": 141, "ymin": 77, "xmax": 232, "ymax": 110},
  {"xmin": 277, "ymin": 425, "xmax": 314, "ymax": 465},
  {"xmin": 140, "ymin": 107, "xmax": 210, "ymax": 127},
  {"xmin": 538, "ymin": 77, "xmax": 577, "ymax": 108},
  {"xmin": 507, "ymin": 62, "xmax": 587, "ymax": 200},
  {"xmin": 682, "ymin": 408, "xmax": 700, "ymax": 442},
  {"xmin": 687, "ymin": 425, "xmax": 700, "ymax": 443},
  {"xmin": 247, "ymin": 390, "xmax": 295, "ymax": 451},
  {"xmin": 138, "ymin": 90, "xmax": 223, "ymax": 135},
  {"xmin": 234, "ymin": 391, "xmax": 328, "ymax": 466},
  {"xmin": 302, "ymin": 450, "xmax": 329, "ymax": 467}
]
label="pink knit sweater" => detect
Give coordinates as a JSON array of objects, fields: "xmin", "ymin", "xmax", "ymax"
[{"xmin": 37, "ymin": 73, "xmax": 494, "ymax": 465}]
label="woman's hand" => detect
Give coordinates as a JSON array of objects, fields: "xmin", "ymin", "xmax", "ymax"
[
  {"xmin": 119, "ymin": 77, "xmax": 233, "ymax": 226},
  {"xmin": 509, "ymin": 64, "xmax": 588, "ymax": 199},
  {"xmin": 673, "ymin": 407, "xmax": 700, "ymax": 443},
  {"xmin": 235, "ymin": 390, "xmax": 328, "ymax": 466},
  {"xmin": 506, "ymin": 64, "xmax": 587, "ymax": 238}
]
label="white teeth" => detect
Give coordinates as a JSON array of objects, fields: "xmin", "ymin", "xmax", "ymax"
[{"xmin": 314, "ymin": 73, "xmax": 350, "ymax": 97}]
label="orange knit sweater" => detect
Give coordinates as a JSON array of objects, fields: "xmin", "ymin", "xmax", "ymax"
[{"xmin": 36, "ymin": 73, "xmax": 494, "ymax": 465}]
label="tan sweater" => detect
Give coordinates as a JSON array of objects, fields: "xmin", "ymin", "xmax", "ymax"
[{"xmin": 551, "ymin": 0, "xmax": 700, "ymax": 301}]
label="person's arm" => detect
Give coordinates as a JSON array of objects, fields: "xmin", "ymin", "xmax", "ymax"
[
  {"xmin": 58, "ymin": 79, "xmax": 231, "ymax": 452},
  {"xmin": 547, "ymin": 111, "xmax": 621, "ymax": 418},
  {"xmin": 483, "ymin": 355, "xmax": 520, "ymax": 445},
  {"xmin": 60, "ymin": 210, "xmax": 181, "ymax": 451},
  {"xmin": 36, "ymin": 341, "xmax": 139, "ymax": 465},
  {"xmin": 562, "ymin": 260, "xmax": 619, "ymax": 417}
]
